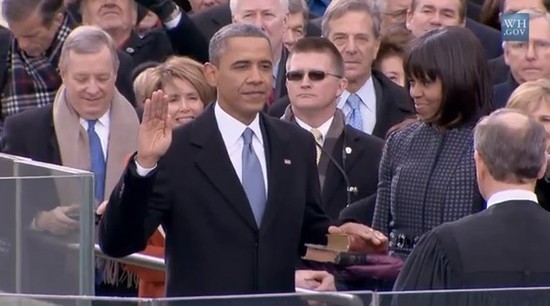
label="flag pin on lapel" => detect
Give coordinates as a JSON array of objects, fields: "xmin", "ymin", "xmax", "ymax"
[{"xmin": 284, "ymin": 159, "xmax": 292, "ymax": 165}]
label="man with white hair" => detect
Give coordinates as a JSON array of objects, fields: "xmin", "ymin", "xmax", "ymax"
[
  {"xmin": 493, "ymin": 8, "xmax": 550, "ymax": 108},
  {"xmin": 2, "ymin": 25, "xmax": 140, "ymax": 296}
]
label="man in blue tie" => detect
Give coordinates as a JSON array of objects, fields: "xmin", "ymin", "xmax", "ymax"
[
  {"xmin": 322, "ymin": 0, "xmax": 413, "ymax": 138},
  {"xmin": 99, "ymin": 23, "xmax": 388, "ymax": 297},
  {"xmin": 2, "ymin": 25, "xmax": 140, "ymax": 296}
]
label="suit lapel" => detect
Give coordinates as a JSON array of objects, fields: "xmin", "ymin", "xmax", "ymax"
[
  {"xmin": 371, "ymin": 75, "xmax": 388, "ymax": 138},
  {"xmin": 48, "ymin": 114, "xmax": 62, "ymax": 165},
  {"xmin": 191, "ymin": 106, "xmax": 258, "ymax": 231},
  {"xmin": 258, "ymin": 115, "xmax": 290, "ymax": 233},
  {"xmin": 274, "ymin": 49, "xmax": 288, "ymax": 99}
]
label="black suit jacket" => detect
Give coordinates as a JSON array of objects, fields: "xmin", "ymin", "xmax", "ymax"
[
  {"xmin": 322, "ymin": 126, "xmax": 384, "ymax": 220},
  {"xmin": 492, "ymin": 73, "xmax": 519, "ymax": 109},
  {"xmin": 2, "ymin": 104, "xmax": 61, "ymax": 164},
  {"xmin": 99, "ymin": 104, "xmax": 331, "ymax": 296},
  {"xmin": 395, "ymin": 200, "xmax": 550, "ymax": 293},
  {"xmin": 268, "ymin": 70, "xmax": 414, "ymax": 139},
  {"xmin": 489, "ymin": 55, "xmax": 509, "ymax": 85},
  {"xmin": 164, "ymin": 12, "xmax": 210, "ymax": 63},
  {"xmin": 465, "ymin": 18, "xmax": 502, "ymax": 59},
  {"xmin": 122, "ymin": 29, "xmax": 174, "ymax": 66},
  {"xmin": 191, "ymin": 3, "xmax": 321, "ymax": 43}
]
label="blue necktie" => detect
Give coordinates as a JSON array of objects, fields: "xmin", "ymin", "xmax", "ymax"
[
  {"xmin": 87, "ymin": 120, "xmax": 106, "ymax": 203},
  {"xmin": 346, "ymin": 93, "xmax": 363, "ymax": 131},
  {"xmin": 241, "ymin": 128, "xmax": 266, "ymax": 226}
]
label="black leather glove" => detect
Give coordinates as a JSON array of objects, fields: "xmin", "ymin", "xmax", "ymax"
[{"xmin": 134, "ymin": 0, "xmax": 179, "ymax": 22}]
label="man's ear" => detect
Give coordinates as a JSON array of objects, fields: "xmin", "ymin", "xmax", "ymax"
[
  {"xmin": 203, "ymin": 62, "xmax": 218, "ymax": 87},
  {"xmin": 537, "ymin": 152, "xmax": 549, "ymax": 179},
  {"xmin": 474, "ymin": 150, "xmax": 486, "ymax": 180}
]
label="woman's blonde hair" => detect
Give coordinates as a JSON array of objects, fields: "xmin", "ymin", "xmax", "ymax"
[
  {"xmin": 135, "ymin": 56, "xmax": 216, "ymax": 107},
  {"xmin": 506, "ymin": 78, "xmax": 550, "ymax": 113},
  {"xmin": 133, "ymin": 67, "xmax": 156, "ymax": 108}
]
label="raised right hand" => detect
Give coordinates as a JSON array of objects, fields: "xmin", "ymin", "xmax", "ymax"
[{"xmin": 137, "ymin": 90, "xmax": 173, "ymax": 168}]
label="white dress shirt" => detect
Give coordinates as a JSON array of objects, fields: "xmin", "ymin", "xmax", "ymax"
[
  {"xmin": 136, "ymin": 103, "xmax": 269, "ymax": 195},
  {"xmin": 295, "ymin": 116, "xmax": 334, "ymax": 146},
  {"xmin": 337, "ymin": 76, "xmax": 377, "ymax": 134},
  {"xmin": 79, "ymin": 110, "xmax": 110, "ymax": 158},
  {"xmin": 486, "ymin": 189, "xmax": 539, "ymax": 208}
]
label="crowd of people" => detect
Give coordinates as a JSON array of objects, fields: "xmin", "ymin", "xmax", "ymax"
[{"xmin": 0, "ymin": 0, "xmax": 549, "ymax": 301}]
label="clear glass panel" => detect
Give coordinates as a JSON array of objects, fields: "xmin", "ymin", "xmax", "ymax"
[
  {"xmin": 0, "ymin": 154, "xmax": 94, "ymax": 296},
  {"xmin": 0, "ymin": 294, "xmax": 150, "ymax": 306},
  {"xmin": 156, "ymin": 292, "xmax": 369, "ymax": 306},
  {"xmin": 374, "ymin": 287, "xmax": 550, "ymax": 306}
]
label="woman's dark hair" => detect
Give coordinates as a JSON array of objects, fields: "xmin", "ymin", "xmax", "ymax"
[{"xmin": 404, "ymin": 26, "xmax": 494, "ymax": 129}]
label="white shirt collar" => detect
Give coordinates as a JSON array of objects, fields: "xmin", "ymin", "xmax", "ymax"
[
  {"xmin": 79, "ymin": 109, "xmax": 111, "ymax": 130},
  {"xmin": 214, "ymin": 102, "xmax": 263, "ymax": 147},
  {"xmin": 486, "ymin": 189, "xmax": 539, "ymax": 208},
  {"xmin": 337, "ymin": 76, "xmax": 375, "ymax": 109},
  {"xmin": 294, "ymin": 116, "xmax": 334, "ymax": 145}
]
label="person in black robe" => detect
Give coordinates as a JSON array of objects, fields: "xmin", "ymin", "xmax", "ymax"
[{"xmin": 393, "ymin": 109, "xmax": 550, "ymax": 306}]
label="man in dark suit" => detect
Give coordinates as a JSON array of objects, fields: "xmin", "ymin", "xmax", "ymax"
[
  {"xmin": 99, "ymin": 23, "xmax": 388, "ymax": 297},
  {"xmin": 394, "ymin": 109, "xmax": 550, "ymax": 294},
  {"xmin": 274, "ymin": 0, "xmax": 413, "ymax": 139},
  {"xmin": 281, "ymin": 37, "xmax": 384, "ymax": 221},
  {"xmin": 190, "ymin": 2, "xmax": 321, "ymax": 46},
  {"xmin": 488, "ymin": 0, "xmax": 550, "ymax": 85},
  {"xmin": 1, "ymin": 26, "xmax": 140, "ymax": 296},
  {"xmin": 405, "ymin": 0, "xmax": 502, "ymax": 59},
  {"xmin": 493, "ymin": 8, "xmax": 550, "ymax": 108},
  {"xmin": 189, "ymin": 0, "xmax": 321, "ymax": 106},
  {"xmin": 281, "ymin": 37, "xmax": 384, "ymax": 291},
  {"xmin": 0, "ymin": 0, "xmax": 135, "ymax": 139}
]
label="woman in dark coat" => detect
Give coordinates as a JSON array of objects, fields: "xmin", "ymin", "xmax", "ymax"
[{"xmin": 372, "ymin": 26, "xmax": 494, "ymax": 260}]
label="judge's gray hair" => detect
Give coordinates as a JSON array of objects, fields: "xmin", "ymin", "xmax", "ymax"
[{"xmin": 474, "ymin": 108, "xmax": 548, "ymax": 184}]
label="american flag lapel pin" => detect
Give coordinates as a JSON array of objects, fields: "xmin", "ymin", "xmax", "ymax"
[{"xmin": 284, "ymin": 158, "xmax": 292, "ymax": 165}]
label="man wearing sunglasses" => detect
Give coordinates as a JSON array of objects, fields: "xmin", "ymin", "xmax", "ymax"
[
  {"xmin": 282, "ymin": 37, "xmax": 384, "ymax": 292},
  {"xmin": 271, "ymin": 0, "xmax": 413, "ymax": 139}
]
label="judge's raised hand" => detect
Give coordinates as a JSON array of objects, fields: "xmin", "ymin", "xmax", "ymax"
[
  {"xmin": 329, "ymin": 223, "xmax": 388, "ymax": 254},
  {"xmin": 137, "ymin": 90, "xmax": 173, "ymax": 168}
]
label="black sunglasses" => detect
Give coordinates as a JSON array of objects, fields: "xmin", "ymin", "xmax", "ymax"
[{"xmin": 286, "ymin": 70, "xmax": 342, "ymax": 82}]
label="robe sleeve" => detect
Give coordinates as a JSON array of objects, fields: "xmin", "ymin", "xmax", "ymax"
[{"xmin": 393, "ymin": 230, "xmax": 455, "ymax": 291}]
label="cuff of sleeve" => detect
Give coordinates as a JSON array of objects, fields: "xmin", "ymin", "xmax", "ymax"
[
  {"xmin": 134, "ymin": 156, "xmax": 157, "ymax": 177},
  {"xmin": 164, "ymin": 12, "xmax": 182, "ymax": 29}
]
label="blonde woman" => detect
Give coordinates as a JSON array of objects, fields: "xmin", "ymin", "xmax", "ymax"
[
  {"xmin": 506, "ymin": 78, "xmax": 550, "ymax": 211},
  {"xmin": 135, "ymin": 56, "xmax": 216, "ymax": 127}
]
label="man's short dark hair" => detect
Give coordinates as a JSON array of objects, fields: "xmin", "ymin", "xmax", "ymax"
[
  {"xmin": 404, "ymin": 26, "xmax": 493, "ymax": 128},
  {"xmin": 410, "ymin": 0, "xmax": 467, "ymax": 22},
  {"xmin": 474, "ymin": 109, "xmax": 548, "ymax": 184},
  {"xmin": 287, "ymin": 37, "xmax": 345, "ymax": 77},
  {"xmin": 2, "ymin": 0, "xmax": 64, "ymax": 26},
  {"xmin": 209, "ymin": 23, "xmax": 271, "ymax": 66}
]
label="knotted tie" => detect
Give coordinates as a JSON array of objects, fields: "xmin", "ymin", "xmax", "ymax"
[
  {"xmin": 346, "ymin": 93, "xmax": 363, "ymax": 131},
  {"xmin": 310, "ymin": 128, "xmax": 323, "ymax": 164},
  {"xmin": 241, "ymin": 128, "xmax": 266, "ymax": 226},
  {"xmin": 87, "ymin": 120, "xmax": 106, "ymax": 204}
]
